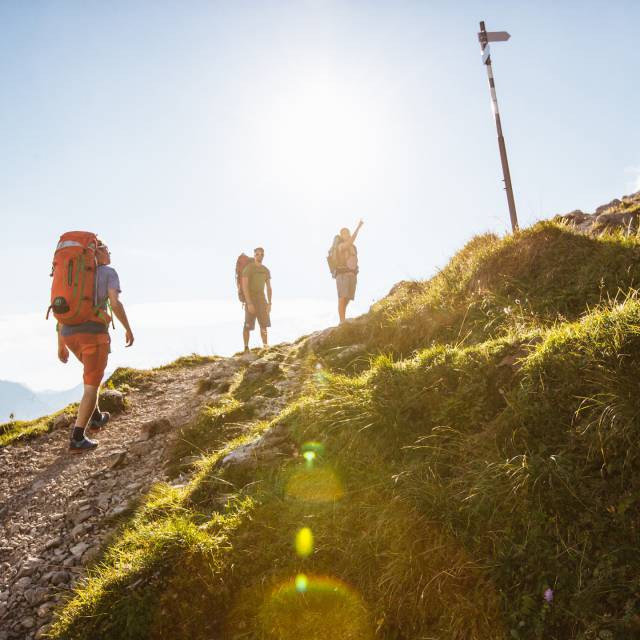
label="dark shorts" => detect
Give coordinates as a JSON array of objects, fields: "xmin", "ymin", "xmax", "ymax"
[{"xmin": 244, "ymin": 299, "xmax": 271, "ymax": 331}]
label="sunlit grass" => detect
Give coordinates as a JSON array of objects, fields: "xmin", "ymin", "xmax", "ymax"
[
  {"xmin": 48, "ymin": 222, "xmax": 640, "ymax": 639},
  {"xmin": 0, "ymin": 404, "xmax": 77, "ymax": 447}
]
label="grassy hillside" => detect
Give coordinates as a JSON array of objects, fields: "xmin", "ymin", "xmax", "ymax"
[
  {"xmin": 0, "ymin": 404, "xmax": 78, "ymax": 447},
  {"xmin": 48, "ymin": 221, "xmax": 640, "ymax": 640}
]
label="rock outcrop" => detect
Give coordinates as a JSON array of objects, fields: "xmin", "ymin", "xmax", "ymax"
[{"xmin": 554, "ymin": 190, "xmax": 640, "ymax": 235}]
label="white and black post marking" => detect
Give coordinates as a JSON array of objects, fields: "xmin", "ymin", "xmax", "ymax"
[{"xmin": 478, "ymin": 21, "xmax": 519, "ymax": 232}]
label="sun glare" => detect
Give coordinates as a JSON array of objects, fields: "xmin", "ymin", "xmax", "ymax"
[{"xmin": 257, "ymin": 76, "xmax": 381, "ymax": 197}]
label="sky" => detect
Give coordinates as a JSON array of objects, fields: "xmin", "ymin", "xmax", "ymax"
[{"xmin": 1, "ymin": 0, "xmax": 639, "ymax": 390}]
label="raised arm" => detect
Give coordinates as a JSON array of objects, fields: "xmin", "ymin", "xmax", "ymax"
[
  {"xmin": 351, "ymin": 219, "xmax": 364, "ymax": 243},
  {"xmin": 108, "ymin": 288, "xmax": 134, "ymax": 347}
]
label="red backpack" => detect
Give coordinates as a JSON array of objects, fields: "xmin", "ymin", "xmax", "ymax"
[
  {"xmin": 46, "ymin": 231, "xmax": 111, "ymax": 326},
  {"xmin": 235, "ymin": 253, "xmax": 253, "ymax": 303}
]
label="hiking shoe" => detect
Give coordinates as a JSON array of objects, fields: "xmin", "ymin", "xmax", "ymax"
[
  {"xmin": 87, "ymin": 411, "xmax": 110, "ymax": 434},
  {"xmin": 69, "ymin": 436, "xmax": 99, "ymax": 454}
]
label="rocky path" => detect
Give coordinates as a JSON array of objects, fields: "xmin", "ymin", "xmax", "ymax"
[
  {"xmin": 0, "ymin": 340, "xmax": 315, "ymax": 640},
  {"xmin": 0, "ymin": 361, "xmax": 217, "ymax": 640}
]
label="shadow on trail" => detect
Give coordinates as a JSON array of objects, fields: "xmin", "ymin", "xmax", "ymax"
[{"xmin": 0, "ymin": 447, "xmax": 90, "ymax": 525}]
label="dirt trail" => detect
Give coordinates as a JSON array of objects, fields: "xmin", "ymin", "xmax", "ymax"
[
  {"xmin": 0, "ymin": 336, "xmax": 317, "ymax": 640},
  {"xmin": 0, "ymin": 361, "xmax": 216, "ymax": 640}
]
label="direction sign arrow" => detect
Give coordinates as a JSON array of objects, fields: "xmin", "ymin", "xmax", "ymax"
[{"xmin": 478, "ymin": 31, "xmax": 511, "ymax": 43}]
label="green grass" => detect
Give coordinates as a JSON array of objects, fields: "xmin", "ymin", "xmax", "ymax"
[
  {"xmin": 232, "ymin": 364, "xmax": 284, "ymax": 403},
  {"xmin": 48, "ymin": 483, "xmax": 254, "ymax": 640},
  {"xmin": 324, "ymin": 222, "xmax": 640, "ymax": 356},
  {"xmin": 105, "ymin": 367, "xmax": 155, "ymax": 391},
  {"xmin": 155, "ymin": 353, "xmax": 219, "ymax": 371},
  {"xmin": 0, "ymin": 404, "xmax": 77, "ymax": 447},
  {"xmin": 167, "ymin": 397, "xmax": 253, "ymax": 476},
  {"xmin": 106, "ymin": 354, "xmax": 218, "ymax": 391},
  {"xmin": 49, "ymin": 221, "xmax": 640, "ymax": 639}
]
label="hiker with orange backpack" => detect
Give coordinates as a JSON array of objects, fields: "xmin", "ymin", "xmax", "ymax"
[
  {"xmin": 240, "ymin": 247, "xmax": 272, "ymax": 352},
  {"xmin": 327, "ymin": 219, "xmax": 364, "ymax": 323},
  {"xmin": 49, "ymin": 233, "xmax": 134, "ymax": 453}
]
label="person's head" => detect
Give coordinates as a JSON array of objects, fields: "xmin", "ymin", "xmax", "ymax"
[
  {"xmin": 339, "ymin": 227, "xmax": 350, "ymax": 240},
  {"xmin": 254, "ymin": 247, "xmax": 265, "ymax": 264},
  {"xmin": 96, "ymin": 239, "xmax": 111, "ymax": 266}
]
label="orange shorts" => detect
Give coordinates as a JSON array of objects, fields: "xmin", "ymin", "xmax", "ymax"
[{"xmin": 63, "ymin": 333, "xmax": 110, "ymax": 386}]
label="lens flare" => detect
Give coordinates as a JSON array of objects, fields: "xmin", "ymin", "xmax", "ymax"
[
  {"xmin": 285, "ymin": 465, "xmax": 344, "ymax": 503},
  {"xmin": 303, "ymin": 450, "xmax": 316, "ymax": 465},
  {"xmin": 313, "ymin": 366, "xmax": 328, "ymax": 386},
  {"xmin": 302, "ymin": 441, "xmax": 325, "ymax": 457},
  {"xmin": 260, "ymin": 574, "xmax": 374, "ymax": 640},
  {"xmin": 295, "ymin": 527, "xmax": 314, "ymax": 557},
  {"xmin": 295, "ymin": 573, "xmax": 308, "ymax": 593}
]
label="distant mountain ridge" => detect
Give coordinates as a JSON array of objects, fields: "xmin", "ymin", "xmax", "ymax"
[{"xmin": 0, "ymin": 380, "xmax": 83, "ymax": 421}]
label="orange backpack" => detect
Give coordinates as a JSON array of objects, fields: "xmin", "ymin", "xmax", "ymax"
[
  {"xmin": 46, "ymin": 231, "xmax": 111, "ymax": 326},
  {"xmin": 235, "ymin": 253, "xmax": 253, "ymax": 303}
]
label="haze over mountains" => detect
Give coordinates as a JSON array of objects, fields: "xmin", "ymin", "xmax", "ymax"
[{"xmin": 0, "ymin": 381, "xmax": 83, "ymax": 421}]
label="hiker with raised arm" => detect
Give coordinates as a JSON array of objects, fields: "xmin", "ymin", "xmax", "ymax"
[
  {"xmin": 48, "ymin": 233, "xmax": 134, "ymax": 453},
  {"xmin": 241, "ymin": 246, "xmax": 272, "ymax": 352},
  {"xmin": 328, "ymin": 219, "xmax": 364, "ymax": 324}
]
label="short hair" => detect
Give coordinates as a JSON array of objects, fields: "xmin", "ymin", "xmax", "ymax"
[
  {"xmin": 340, "ymin": 227, "xmax": 350, "ymax": 235},
  {"xmin": 96, "ymin": 238, "xmax": 107, "ymax": 248},
  {"xmin": 254, "ymin": 247, "xmax": 264, "ymax": 253}
]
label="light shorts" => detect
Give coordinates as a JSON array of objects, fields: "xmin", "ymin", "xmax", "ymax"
[{"xmin": 336, "ymin": 272, "xmax": 357, "ymax": 301}]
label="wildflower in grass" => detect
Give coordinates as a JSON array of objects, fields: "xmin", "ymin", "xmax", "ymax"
[{"xmin": 543, "ymin": 588, "xmax": 553, "ymax": 603}]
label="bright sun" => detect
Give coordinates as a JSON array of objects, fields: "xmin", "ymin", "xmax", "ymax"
[{"xmin": 256, "ymin": 76, "xmax": 382, "ymax": 198}]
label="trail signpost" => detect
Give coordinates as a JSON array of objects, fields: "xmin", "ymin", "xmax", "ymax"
[{"xmin": 478, "ymin": 21, "xmax": 519, "ymax": 232}]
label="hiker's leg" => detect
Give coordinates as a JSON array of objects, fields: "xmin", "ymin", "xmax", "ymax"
[
  {"xmin": 338, "ymin": 297, "xmax": 348, "ymax": 323},
  {"xmin": 64, "ymin": 334, "xmax": 107, "ymax": 432},
  {"xmin": 64, "ymin": 335, "xmax": 107, "ymax": 451},
  {"xmin": 76, "ymin": 335, "xmax": 109, "ymax": 429},
  {"xmin": 258, "ymin": 301, "xmax": 270, "ymax": 348},
  {"xmin": 70, "ymin": 383, "xmax": 100, "ymax": 451},
  {"xmin": 76, "ymin": 384, "xmax": 99, "ymax": 429},
  {"xmin": 244, "ymin": 304, "xmax": 257, "ymax": 351},
  {"xmin": 340, "ymin": 274, "xmax": 356, "ymax": 323},
  {"xmin": 337, "ymin": 273, "xmax": 352, "ymax": 323}
]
